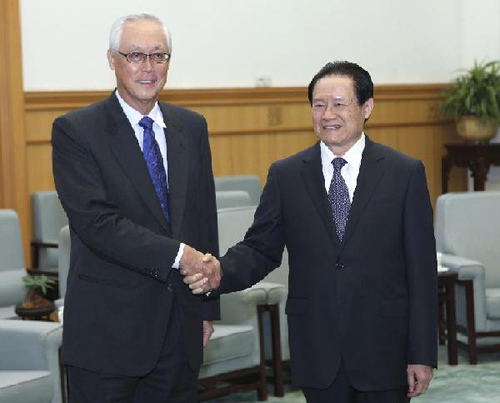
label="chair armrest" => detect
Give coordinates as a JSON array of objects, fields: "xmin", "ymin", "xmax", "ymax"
[
  {"xmin": 440, "ymin": 253, "xmax": 484, "ymax": 280},
  {"xmin": 440, "ymin": 253, "xmax": 488, "ymax": 331},
  {"xmin": 0, "ymin": 320, "xmax": 62, "ymax": 371},
  {"xmin": 219, "ymin": 285, "xmax": 267, "ymax": 326},
  {"xmin": 253, "ymin": 281, "xmax": 287, "ymax": 305}
]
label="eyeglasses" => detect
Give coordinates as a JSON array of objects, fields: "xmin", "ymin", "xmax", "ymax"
[{"xmin": 118, "ymin": 51, "xmax": 171, "ymax": 64}]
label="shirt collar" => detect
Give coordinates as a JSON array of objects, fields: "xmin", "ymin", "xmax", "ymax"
[
  {"xmin": 115, "ymin": 90, "xmax": 166, "ymax": 128},
  {"xmin": 320, "ymin": 133, "xmax": 365, "ymax": 170}
]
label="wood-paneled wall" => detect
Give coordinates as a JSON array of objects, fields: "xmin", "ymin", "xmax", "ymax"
[
  {"xmin": 24, "ymin": 85, "xmax": 466, "ymax": 211},
  {"xmin": 0, "ymin": 0, "xmax": 29, "ymax": 260}
]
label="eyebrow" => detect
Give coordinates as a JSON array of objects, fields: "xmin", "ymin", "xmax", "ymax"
[
  {"xmin": 127, "ymin": 45, "xmax": 167, "ymax": 52},
  {"xmin": 313, "ymin": 95, "xmax": 349, "ymax": 102}
]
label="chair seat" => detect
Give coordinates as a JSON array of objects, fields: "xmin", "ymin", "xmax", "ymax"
[
  {"xmin": 486, "ymin": 288, "xmax": 500, "ymax": 319},
  {"xmin": 202, "ymin": 324, "xmax": 255, "ymax": 367},
  {"xmin": 0, "ymin": 370, "xmax": 53, "ymax": 403},
  {"xmin": 0, "ymin": 306, "xmax": 17, "ymax": 320}
]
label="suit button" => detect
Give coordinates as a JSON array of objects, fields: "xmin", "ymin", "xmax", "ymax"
[
  {"xmin": 167, "ymin": 283, "xmax": 173, "ymax": 292},
  {"xmin": 339, "ymin": 263, "xmax": 345, "ymax": 268}
]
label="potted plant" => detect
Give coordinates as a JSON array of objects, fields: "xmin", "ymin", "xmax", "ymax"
[
  {"xmin": 441, "ymin": 60, "xmax": 500, "ymax": 141},
  {"xmin": 18, "ymin": 274, "xmax": 56, "ymax": 309}
]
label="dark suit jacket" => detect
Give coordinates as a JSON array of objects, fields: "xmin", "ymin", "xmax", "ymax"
[
  {"xmin": 217, "ymin": 137, "xmax": 437, "ymax": 390},
  {"xmin": 52, "ymin": 92, "xmax": 219, "ymax": 376}
]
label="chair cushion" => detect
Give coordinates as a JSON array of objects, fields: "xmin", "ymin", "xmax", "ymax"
[
  {"xmin": 486, "ymin": 288, "xmax": 500, "ymax": 319},
  {"xmin": 202, "ymin": 324, "xmax": 254, "ymax": 366},
  {"xmin": 0, "ymin": 370, "xmax": 53, "ymax": 403},
  {"xmin": 0, "ymin": 306, "xmax": 17, "ymax": 320}
]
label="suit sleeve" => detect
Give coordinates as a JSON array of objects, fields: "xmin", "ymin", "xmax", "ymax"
[
  {"xmin": 52, "ymin": 116, "xmax": 180, "ymax": 283},
  {"xmin": 197, "ymin": 118, "xmax": 220, "ymax": 320},
  {"xmin": 217, "ymin": 163, "xmax": 286, "ymax": 295},
  {"xmin": 404, "ymin": 161, "xmax": 438, "ymax": 367}
]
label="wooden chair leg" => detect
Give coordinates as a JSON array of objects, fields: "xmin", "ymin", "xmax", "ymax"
[
  {"xmin": 438, "ymin": 300, "xmax": 446, "ymax": 345},
  {"xmin": 464, "ymin": 280, "xmax": 478, "ymax": 365},
  {"xmin": 268, "ymin": 304, "xmax": 284, "ymax": 397},
  {"xmin": 257, "ymin": 306, "xmax": 268, "ymax": 401}
]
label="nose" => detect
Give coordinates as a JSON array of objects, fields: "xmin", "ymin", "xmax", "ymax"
[
  {"xmin": 322, "ymin": 103, "xmax": 337, "ymax": 119},
  {"xmin": 141, "ymin": 56, "xmax": 154, "ymax": 72}
]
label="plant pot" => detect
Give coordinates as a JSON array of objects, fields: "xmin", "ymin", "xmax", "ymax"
[
  {"xmin": 456, "ymin": 116, "xmax": 498, "ymax": 142},
  {"xmin": 19, "ymin": 288, "xmax": 53, "ymax": 309}
]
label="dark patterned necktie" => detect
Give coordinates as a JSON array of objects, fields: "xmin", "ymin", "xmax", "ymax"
[
  {"xmin": 139, "ymin": 116, "xmax": 170, "ymax": 222},
  {"xmin": 328, "ymin": 157, "xmax": 350, "ymax": 241}
]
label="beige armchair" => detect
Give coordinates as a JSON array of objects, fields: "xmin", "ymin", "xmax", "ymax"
[{"xmin": 435, "ymin": 191, "xmax": 500, "ymax": 364}]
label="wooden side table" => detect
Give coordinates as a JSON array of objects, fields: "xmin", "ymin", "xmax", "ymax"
[
  {"xmin": 438, "ymin": 270, "xmax": 458, "ymax": 365},
  {"xmin": 442, "ymin": 143, "xmax": 500, "ymax": 193}
]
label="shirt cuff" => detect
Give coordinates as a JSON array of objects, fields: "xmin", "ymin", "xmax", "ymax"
[{"xmin": 172, "ymin": 243, "xmax": 185, "ymax": 269}]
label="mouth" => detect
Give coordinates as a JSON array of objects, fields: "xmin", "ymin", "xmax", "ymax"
[
  {"xmin": 323, "ymin": 124, "xmax": 342, "ymax": 130},
  {"xmin": 137, "ymin": 80, "xmax": 156, "ymax": 85}
]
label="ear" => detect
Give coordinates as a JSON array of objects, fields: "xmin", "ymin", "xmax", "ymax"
[
  {"xmin": 107, "ymin": 49, "xmax": 116, "ymax": 71},
  {"xmin": 363, "ymin": 98, "xmax": 374, "ymax": 119}
]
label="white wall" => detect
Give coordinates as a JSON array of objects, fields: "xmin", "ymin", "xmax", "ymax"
[
  {"xmin": 18, "ymin": 0, "xmax": 500, "ymax": 187},
  {"xmin": 19, "ymin": 0, "xmax": 500, "ymax": 91}
]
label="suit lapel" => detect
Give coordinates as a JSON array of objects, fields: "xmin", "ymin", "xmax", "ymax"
[
  {"xmin": 342, "ymin": 136, "xmax": 385, "ymax": 245},
  {"xmin": 300, "ymin": 143, "xmax": 340, "ymax": 247},
  {"xmin": 106, "ymin": 94, "xmax": 171, "ymax": 233},
  {"xmin": 160, "ymin": 103, "xmax": 188, "ymax": 239}
]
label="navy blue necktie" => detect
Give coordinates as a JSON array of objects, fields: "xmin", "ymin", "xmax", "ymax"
[
  {"xmin": 139, "ymin": 116, "xmax": 170, "ymax": 222},
  {"xmin": 328, "ymin": 158, "xmax": 350, "ymax": 241}
]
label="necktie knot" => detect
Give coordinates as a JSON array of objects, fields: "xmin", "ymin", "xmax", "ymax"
[
  {"xmin": 139, "ymin": 116, "xmax": 154, "ymax": 131},
  {"xmin": 332, "ymin": 157, "xmax": 347, "ymax": 172}
]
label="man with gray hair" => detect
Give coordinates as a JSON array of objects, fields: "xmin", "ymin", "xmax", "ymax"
[{"xmin": 52, "ymin": 13, "xmax": 221, "ymax": 402}]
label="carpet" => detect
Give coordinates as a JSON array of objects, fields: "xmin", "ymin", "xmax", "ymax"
[{"xmin": 207, "ymin": 347, "xmax": 500, "ymax": 402}]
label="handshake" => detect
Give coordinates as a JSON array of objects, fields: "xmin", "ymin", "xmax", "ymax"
[{"xmin": 179, "ymin": 245, "xmax": 221, "ymax": 294}]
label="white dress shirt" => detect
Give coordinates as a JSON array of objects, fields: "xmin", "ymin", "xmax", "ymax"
[
  {"xmin": 115, "ymin": 91, "xmax": 184, "ymax": 268},
  {"xmin": 320, "ymin": 133, "xmax": 366, "ymax": 202}
]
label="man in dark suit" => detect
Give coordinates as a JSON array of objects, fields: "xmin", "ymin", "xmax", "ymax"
[
  {"xmin": 185, "ymin": 61, "xmax": 437, "ymax": 402},
  {"xmin": 52, "ymin": 13, "xmax": 221, "ymax": 402}
]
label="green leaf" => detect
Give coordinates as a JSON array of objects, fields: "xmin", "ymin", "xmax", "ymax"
[{"xmin": 441, "ymin": 59, "xmax": 500, "ymax": 124}]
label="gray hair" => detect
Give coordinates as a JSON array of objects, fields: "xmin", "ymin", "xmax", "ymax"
[{"xmin": 109, "ymin": 13, "xmax": 172, "ymax": 54}]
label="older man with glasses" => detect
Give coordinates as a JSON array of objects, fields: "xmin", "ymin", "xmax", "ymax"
[{"xmin": 52, "ymin": 13, "xmax": 221, "ymax": 402}]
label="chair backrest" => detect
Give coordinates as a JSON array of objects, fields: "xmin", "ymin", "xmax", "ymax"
[
  {"xmin": 58, "ymin": 225, "xmax": 71, "ymax": 299},
  {"xmin": 214, "ymin": 175, "xmax": 262, "ymax": 206},
  {"xmin": 216, "ymin": 190, "xmax": 252, "ymax": 210},
  {"xmin": 436, "ymin": 191, "xmax": 500, "ymax": 287},
  {"xmin": 217, "ymin": 206, "xmax": 257, "ymax": 255},
  {"xmin": 217, "ymin": 206, "xmax": 289, "ymax": 286},
  {"xmin": 0, "ymin": 210, "xmax": 26, "ymax": 311},
  {"xmin": 0, "ymin": 209, "xmax": 25, "ymax": 270},
  {"xmin": 32, "ymin": 191, "xmax": 68, "ymax": 268}
]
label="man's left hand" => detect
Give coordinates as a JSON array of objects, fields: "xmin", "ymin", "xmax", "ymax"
[
  {"xmin": 407, "ymin": 364, "xmax": 433, "ymax": 397},
  {"xmin": 203, "ymin": 321, "xmax": 214, "ymax": 347}
]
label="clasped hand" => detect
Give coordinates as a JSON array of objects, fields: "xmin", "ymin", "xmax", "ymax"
[{"xmin": 179, "ymin": 245, "xmax": 221, "ymax": 294}]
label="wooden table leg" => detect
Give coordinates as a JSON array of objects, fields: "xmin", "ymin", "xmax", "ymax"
[{"xmin": 445, "ymin": 278, "xmax": 458, "ymax": 365}]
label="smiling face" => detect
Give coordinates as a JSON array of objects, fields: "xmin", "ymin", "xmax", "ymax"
[
  {"xmin": 107, "ymin": 19, "xmax": 169, "ymax": 115},
  {"xmin": 312, "ymin": 75, "xmax": 373, "ymax": 156}
]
